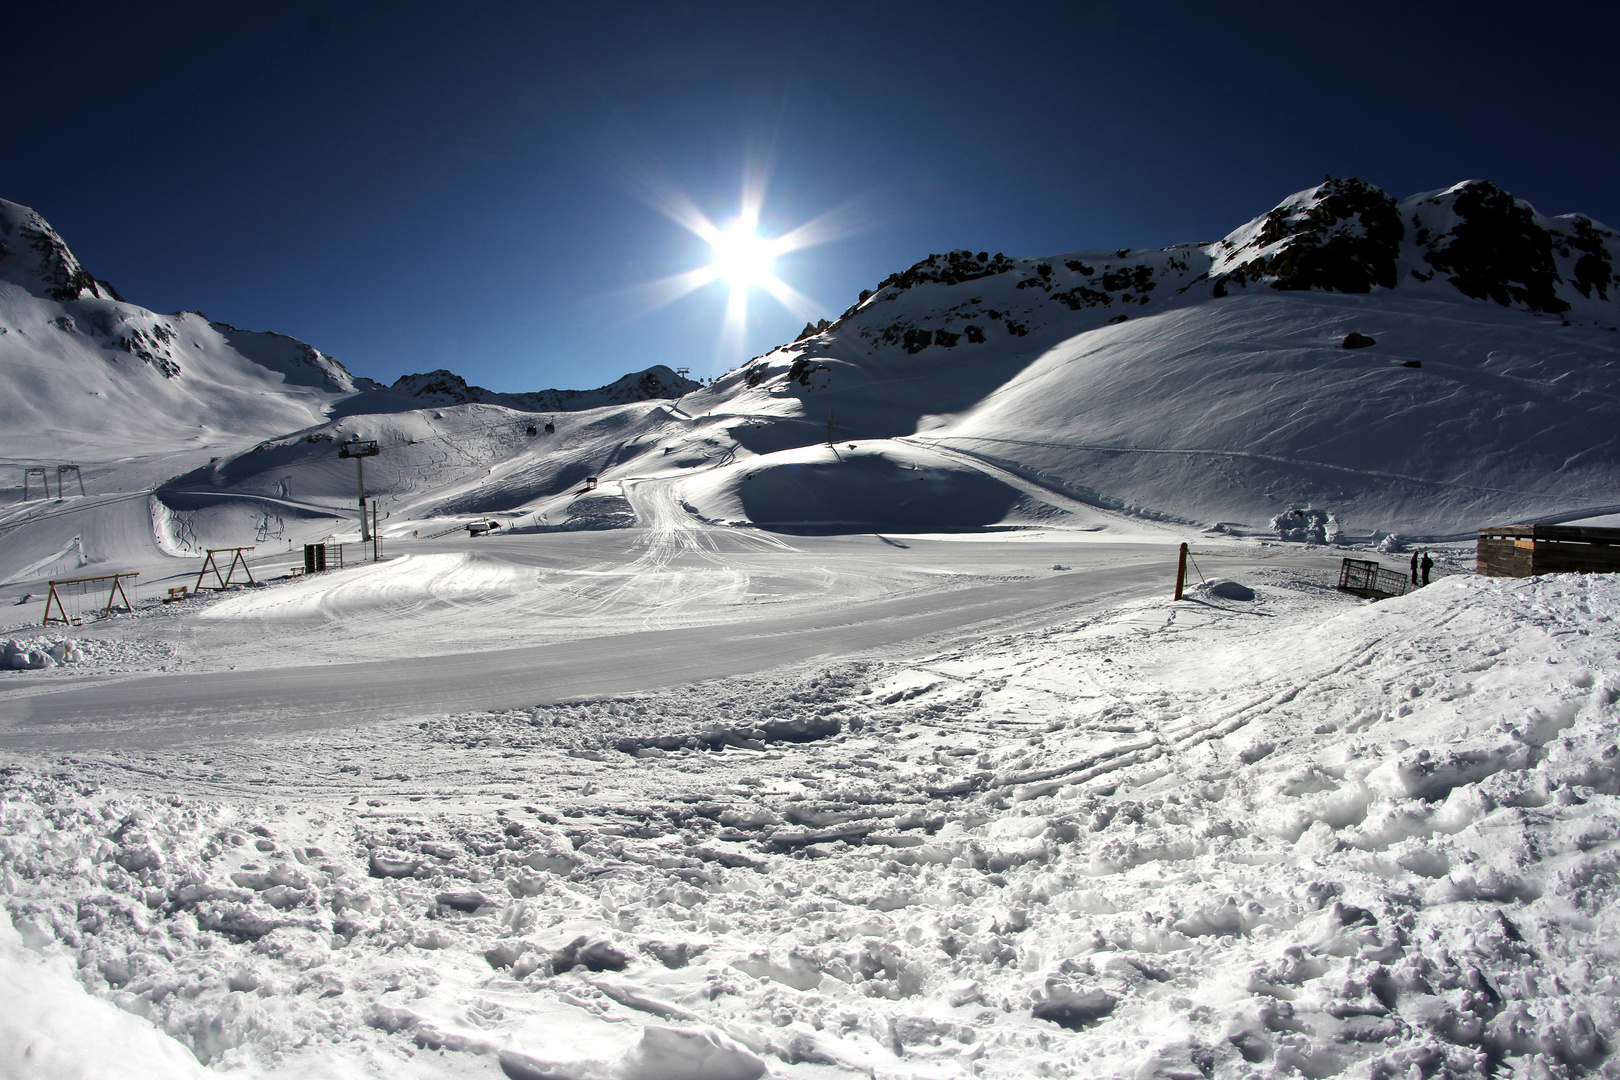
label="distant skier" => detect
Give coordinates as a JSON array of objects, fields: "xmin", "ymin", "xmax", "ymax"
[
  {"xmin": 1420, "ymin": 551, "xmax": 1434, "ymax": 586},
  {"xmin": 1410, "ymin": 551, "xmax": 1420, "ymax": 585}
]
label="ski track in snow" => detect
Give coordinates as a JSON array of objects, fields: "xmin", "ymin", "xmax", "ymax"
[{"xmin": 4, "ymin": 567, "xmax": 1618, "ymax": 1080}]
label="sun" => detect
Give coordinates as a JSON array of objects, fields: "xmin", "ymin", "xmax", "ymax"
[
  {"xmin": 620, "ymin": 167, "xmax": 868, "ymax": 367},
  {"xmin": 710, "ymin": 215, "xmax": 776, "ymax": 290}
]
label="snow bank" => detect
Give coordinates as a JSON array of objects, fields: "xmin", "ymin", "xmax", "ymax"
[
  {"xmin": 0, "ymin": 636, "xmax": 174, "ymax": 675},
  {"xmin": 0, "ymin": 910, "xmax": 212, "ymax": 1079},
  {"xmin": 1, "ymin": 637, "xmax": 83, "ymax": 669}
]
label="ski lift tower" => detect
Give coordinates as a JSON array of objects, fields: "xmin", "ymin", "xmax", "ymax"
[
  {"xmin": 338, "ymin": 439, "xmax": 380, "ymax": 542},
  {"xmin": 57, "ymin": 464, "xmax": 85, "ymax": 497},
  {"xmin": 22, "ymin": 467, "xmax": 50, "ymax": 500}
]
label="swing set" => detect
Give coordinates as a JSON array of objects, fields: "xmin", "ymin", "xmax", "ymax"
[
  {"xmin": 42, "ymin": 571, "xmax": 139, "ymax": 626},
  {"xmin": 195, "ymin": 546, "xmax": 257, "ymax": 592}
]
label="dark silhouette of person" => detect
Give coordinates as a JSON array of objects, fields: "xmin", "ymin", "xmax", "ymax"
[
  {"xmin": 1420, "ymin": 551, "xmax": 1434, "ymax": 586},
  {"xmin": 1410, "ymin": 551, "xmax": 1420, "ymax": 584}
]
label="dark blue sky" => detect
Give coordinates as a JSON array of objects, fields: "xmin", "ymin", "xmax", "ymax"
[{"xmin": 5, "ymin": 2, "xmax": 1616, "ymax": 392}]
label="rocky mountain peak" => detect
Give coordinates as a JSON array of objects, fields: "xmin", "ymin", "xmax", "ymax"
[
  {"xmin": 0, "ymin": 198, "xmax": 123, "ymax": 303},
  {"xmin": 1406, "ymin": 179, "xmax": 1613, "ymax": 313},
  {"xmin": 1208, "ymin": 177, "xmax": 1619, "ymax": 315},
  {"xmin": 1212, "ymin": 175, "xmax": 1404, "ymax": 294},
  {"xmin": 389, "ymin": 369, "xmax": 478, "ymax": 403}
]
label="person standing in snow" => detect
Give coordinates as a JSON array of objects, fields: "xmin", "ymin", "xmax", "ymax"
[
  {"xmin": 1410, "ymin": 551, "xmax": 1420, "ymax": 584},
  {"xmin": 1420, "ymin": 551, "xmax": 1434, "ymax": 586}
]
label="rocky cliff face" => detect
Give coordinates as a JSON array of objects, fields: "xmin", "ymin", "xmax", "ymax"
[
  {"xmin": 0, "ymin": 198, "xmax": 123, "ymax": 303},
  {"xmin": 1211, "ymin": 176, "xmax": 1405, "ymax": 294},
  {"xmin": 1212, "ymin": 177, "xmax": 1617, "ymax": 315},
  {"xmin": 1409, "ymin": 181, "xmax": 1613, "ymax": 312}
]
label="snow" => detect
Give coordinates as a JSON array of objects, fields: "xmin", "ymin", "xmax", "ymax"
[
  {"xmin": 4, "ymin": 562, "xmax": 1619, "ymax": 1079},
  {"xmin": 196, "ymin": 553, "xmax": 548, "ymax": 624},
  {"xmin": 0, "ymin": 910, "xmax": 214, "ymax": 1079},
  {"xmin": 3, "ymin": 183, "xmax": 1620, "ymax": 1078}
]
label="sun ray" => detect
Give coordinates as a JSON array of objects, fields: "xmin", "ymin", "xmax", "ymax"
[
  {"xmin": 717, "ymin": 284, "xmax": 749, "ymax": 366},
  {"xmin": 738, "ymin": 156, "xmax": 770, "ymax": 229},
  {"xmin": 607, "ymin": 264, "xmax": 723, "ymax": 316},
  {"xmin": 758, "ymin": 274, "xmax": 821, "ymax": 323},
  {"xmin": 605, "ymin": 141, "xmax": 723, "ymax": 244},
  {"xmin": 769, "ymin": 193, "xmax": 881, "ymax": 256}
]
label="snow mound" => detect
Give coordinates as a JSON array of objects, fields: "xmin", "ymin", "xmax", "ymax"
[
  {"xmin": 682, "ymin": 441, "xmax": 1026, "ymax": 529},
  {"xmin": 1205, "ymin": 579, "xmax": 1254, "ymax": 601},
  {"xmin": 199, "ymin": 552, "xmax": 541, "ymax": 622},
  {"xmin": 1271, "ymin": 508, "xmax": 1342, "ymax": 544},
  {"xmin": 0, "ymin": 911, "xmax": 212, "ymax": 1079},
  {"xmin": 616, "ymin": 1025, "xmax": 765, "ymax": 1080}
]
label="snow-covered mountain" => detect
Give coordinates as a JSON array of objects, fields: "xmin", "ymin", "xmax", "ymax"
[
  {"xmin": 697, "ymin": 177, "xmax": 1620, "ymax": 535},
  {"xmin": 0, "ymin": 198, "xmax": 368, "ymax": 456},
  {"xmin": 0, "ymin": 198, "xmax": 699, "ymax": 461},
  {"xmin": 365, "ymin": 365, "xmax": 701, "ymax": 412}
]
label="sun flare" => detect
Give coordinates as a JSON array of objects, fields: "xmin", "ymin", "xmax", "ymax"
[
  {"xmin": 710, "ymin": 217, "xmax": 776, "ymax": 290},
  {"xmin": 622, "ymin": 169, "xmax": 870, "ymax": 368}
]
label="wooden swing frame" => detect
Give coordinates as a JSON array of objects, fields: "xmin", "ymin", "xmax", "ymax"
[
  {"xmin": 42, "ymin": 571, "xmax": 139, "ymax": 626},
  {"xmin": 195, "ymin": 546, "xmax": 257, "ymax": 592}
]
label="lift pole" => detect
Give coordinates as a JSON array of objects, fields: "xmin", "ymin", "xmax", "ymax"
[
  {"xmin": 1174, "ymin": 542, "xmax": 1188, "ymax": 601},
  {"xmin": 338, "ymin": 440, "xmax": 380, "ymax": 543}
]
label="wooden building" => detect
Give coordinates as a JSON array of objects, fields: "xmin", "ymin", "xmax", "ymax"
[{"xmin": 1477, "ymin": 524, "xmax": 1620, "ymax": 577}]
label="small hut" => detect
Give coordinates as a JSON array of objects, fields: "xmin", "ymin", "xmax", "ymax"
[{"xmin": 1477, "ymin": 524, "xmax": 1620, "ymax": 577}]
